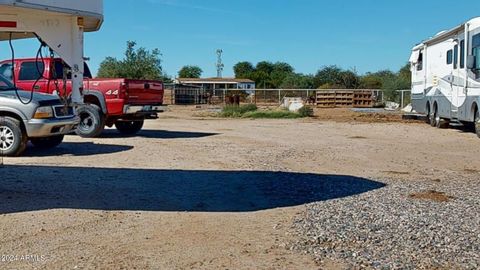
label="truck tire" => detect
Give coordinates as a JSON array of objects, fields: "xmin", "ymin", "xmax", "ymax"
[
  {"xmin": 475, "ymin": 109, "xmax": 480, "ymax": 138},
  {"xmin": 115, "ymin": 119, "xmax": 144, "ymax": 135},
  {"xmin": 76, "ymin": 104, "xmax": 105, "ymax": 138},
  {"xmin": 30, "ymin": 135, "xmax": 64, "ymax": 149},
  {"xmin": 0, "ymin": 116, "xmax": 28, "ymax": 157}
]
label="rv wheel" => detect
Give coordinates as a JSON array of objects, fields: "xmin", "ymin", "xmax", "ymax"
[
  {"xmin": 435, "ymin": 114, "xmax": 449, "ymax": 129},
  {"xmin": 475, "ymin": 110, "xmax": 480, "ymax": 138},
  {"xmin": 425, "ymin": 105, "xmax": 431, "ymax": 124},
  {"xmin": 429, "ymin": 106, "xmax": 438, "ymax": 127}
]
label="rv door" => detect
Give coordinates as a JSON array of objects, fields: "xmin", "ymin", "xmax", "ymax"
[{"xmin": 451, "ymin": 39, "xmax": 466, "ymax": 118}]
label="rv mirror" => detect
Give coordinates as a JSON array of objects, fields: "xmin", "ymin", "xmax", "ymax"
[{"xmin": 467, "ymin": 55, "xmax": 475, "ymax": 69}]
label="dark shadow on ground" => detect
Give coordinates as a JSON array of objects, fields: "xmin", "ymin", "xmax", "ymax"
[
  {"xmin": 0, "ymin": 166, "xmax": 386, "ymax": 214},
  {"xmin": 23, "ymin": 142, "xmax": 133, "ymax": 157},
  {"xmin": 449, "ymin": 122, "xmax": 477, "ymax": 134},
  {"xmin": 97, "ymin": 129, "xmax": 220, "ymax": 139}
]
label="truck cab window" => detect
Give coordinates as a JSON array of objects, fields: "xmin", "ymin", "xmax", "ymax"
[
  {"xmin": 0, "ymin": 63, "xmax": 13, "ymax": 80},
  {"xmin": 19, "ymin": 61, "xmax": 44, "ymax": 81},
  {"xmin": 53, "ymin": 61, "xmax": 93, "ymax": 79}
]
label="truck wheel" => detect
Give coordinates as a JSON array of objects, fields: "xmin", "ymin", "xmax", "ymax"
[
  {"xmin": 30, "ymin": 135, "xmax": 64, "ymax": 149},
  {"xmin": 115, "ymin": 119, "xmax": 144, "ymax": 135},
  {"xmin": 76, "ymin": 104, "xmax": 105, "ymax": 138},
  {"xmin": 0, "ymin": 116, "xmax": 28, "ymax": 157},
  {"xmin": 475, "ymin": 110, "xmax": 480, "ymax": 138}
]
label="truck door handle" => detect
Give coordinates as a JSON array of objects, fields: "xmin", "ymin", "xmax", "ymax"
[{"xmin": 34, "ymin": 85, "xmax": 41, "ymax": 90}]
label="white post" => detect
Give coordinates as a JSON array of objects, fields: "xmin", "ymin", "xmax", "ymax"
[
  {"xmin": 70, "ymin": 17, "xmax": 84, "ymax": 105},
  {"xmin": 401, "ymin": 91, "xmax": 404, "ymax": 109}
]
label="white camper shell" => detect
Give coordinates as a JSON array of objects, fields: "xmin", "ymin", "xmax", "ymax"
[
  {"xmin": 410, "ymin": 17, "xmax": 480, "ymax": 134},
  {"xmin": 0, "ymin": 0, "xmax": 103, "ymax": 104}
]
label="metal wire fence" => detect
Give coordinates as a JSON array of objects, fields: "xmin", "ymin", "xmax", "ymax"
[
  {"xmin": 163, "ymin": 86, "xmax": 415, "ymax": 109},
  {"xmin": 165, "ymin": 88, "xmax": 327, "ymax": 105}
]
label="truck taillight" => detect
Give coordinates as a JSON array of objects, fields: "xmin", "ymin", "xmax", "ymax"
[{"xmin": 119, "ymin": 82, "xmax": 128, "ymax": 99}]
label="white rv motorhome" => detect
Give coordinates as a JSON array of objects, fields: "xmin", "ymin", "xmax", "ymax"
[{"xmin": 410, "ymin": 17, "xmax": 480, "ymax": 136}]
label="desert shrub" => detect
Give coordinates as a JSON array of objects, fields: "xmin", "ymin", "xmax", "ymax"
[{"xmin": 298, "ymin": 106, "xmax": 314, "ymax": 117}]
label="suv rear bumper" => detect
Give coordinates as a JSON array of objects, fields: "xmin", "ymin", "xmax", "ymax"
[{"xmin": 24, "ymin": 116, "xmax": 80, "ymax": 138}]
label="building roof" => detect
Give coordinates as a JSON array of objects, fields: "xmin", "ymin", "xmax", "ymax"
[{"xmin": 176, "ymin": 77, "xmax": 255, "ymax": 84}]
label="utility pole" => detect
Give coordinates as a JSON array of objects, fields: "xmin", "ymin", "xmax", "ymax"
[{"xmin": 216, "ymin": 49, "xmax": 224, "ymax": 78}]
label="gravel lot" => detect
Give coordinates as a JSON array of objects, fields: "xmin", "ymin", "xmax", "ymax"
[{"xmin": 0, "ymin": 106, "xmax": 479, "ymax": 269}]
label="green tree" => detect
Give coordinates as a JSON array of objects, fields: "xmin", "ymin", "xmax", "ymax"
[
  {"xmin": 359, "ymin": 73, "xmax": 384, "ymax": 89},
  {"xmin": 178, "ymin": 65, "xmax": 203, "ymax": 78},
  {"xmin": 97, "ymin": 57, "xmax": 122, "ymax": 78},
  {"xmin": 339, "ymin": 70, "xmax": 360, "ymax": 89},
  {"xmin": 269, "ymin": 62, "xmax": 295, "ymax": 88},
  {"xmin": 313, "ymin": 66, "xmax": 359, "ymax": 89},
  {"xmin": 381, "ymin": 63, "xmax": 412, "ymax": 102},
  {"xmin": 313, "ymin": 65, "xmax": 343, "ymax": 88},
  {"xmin": 233, "ymin": 62, "xmax": 255, "ymax": 78},
  {"xmin": 97, "ymin": 41, "xmax": 166, "ymax": 80},
  {"xmin": 280, "ymin": 73, "xmax": 314, "ymax": 89}
]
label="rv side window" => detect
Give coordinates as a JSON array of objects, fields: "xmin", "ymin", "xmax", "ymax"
[
  {"xmin": 473, "ymin": 34, "xmax": 480, "ymax": 79},
  {"xmin": 454, "ymin": 45, "xmax": 458, "ymax": 69},
  {"xmin": 460, "ymin": 40, "xmax": 465, "ymax": 69},
  {"xmin": 417, "ymin": 52, "xmax": 423, "ymax": 71},
  {"xmin": 446, "ymin": 50, "xmax": 453, "ymax": 65},
  {"xmin": 473, "ymin": 33, "xmax": 480, "ymax": 51}
]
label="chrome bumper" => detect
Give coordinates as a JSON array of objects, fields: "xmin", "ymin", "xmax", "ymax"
[
  {"xmin": 24, "ymin": 116, "xmax": 80, "ymax": 138},
  {"xmin": 123, "ymin": 105, "xmax": 167, "ymax": 114}
]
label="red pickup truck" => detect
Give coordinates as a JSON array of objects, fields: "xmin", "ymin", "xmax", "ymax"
[{"xmin": 0, "ymin": 58, "xmax": 165, "ymax": 137}]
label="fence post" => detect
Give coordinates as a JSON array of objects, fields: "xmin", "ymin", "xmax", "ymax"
[{"xmin": 278, "ymin": 90, "xmax": 281, "ymax": 104}]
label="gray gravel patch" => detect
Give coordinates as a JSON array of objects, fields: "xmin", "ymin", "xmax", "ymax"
[{"xmin": 291, "ymin": 174, "xmax": 480, "ymax": 269}]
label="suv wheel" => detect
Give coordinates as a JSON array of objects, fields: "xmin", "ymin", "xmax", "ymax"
[
  {"xmin": 115, "ymin": 119, "xmax": 144, "ymax": 135},
  {"xmin": 30, "ymin": 135, "xmax": 64, "ymax": 149},
  {"xmin": 0, "ymin": 116, "xmax": 28, "ymax": 156},
  {"xmin": 76, "ymin": 104, "xmax": 105, "ymax": 138}
]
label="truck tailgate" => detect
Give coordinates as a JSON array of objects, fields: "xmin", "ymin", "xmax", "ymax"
[{"xmin": 126, "ymin": 80, "xmax": 164, "ymax": 105}]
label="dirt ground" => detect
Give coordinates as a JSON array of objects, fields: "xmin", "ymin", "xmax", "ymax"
[{"xmin": 1, "ymin": 106, "xmax": 480, "ymax": 269}]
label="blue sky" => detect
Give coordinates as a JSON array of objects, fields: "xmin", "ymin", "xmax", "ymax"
[{"xmin": 2, "ymin": 0, "xmax": 480, "ymax": 77}]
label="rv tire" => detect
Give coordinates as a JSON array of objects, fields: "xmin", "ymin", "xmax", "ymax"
[
  {"xmin": 435, "ymin": 115, "xmax": 449, "ymax": 129},
  {"xmin": 425, "ymin": 104, "xmax": 431, "ymax": 124},
  {"xmin": 475, "ymin": 109, "xmax": 480, "ymax": 138},
  {"xmin": 429, "ymin": 105, "xmax": 438, "ymax": 127}
]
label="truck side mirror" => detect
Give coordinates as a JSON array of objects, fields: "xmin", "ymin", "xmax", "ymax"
[{"xmin": 467, "ymin": 55, "xmax": 475, "ymax": 69}]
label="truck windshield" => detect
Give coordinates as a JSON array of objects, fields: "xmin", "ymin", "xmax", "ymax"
[{"xmin": 0, "ymin": 74, "xmax": 15, "ymax": 91}]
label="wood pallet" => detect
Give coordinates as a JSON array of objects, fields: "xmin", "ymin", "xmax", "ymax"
[{"xmin": 316, "ymin": 90, "xmax": 374, "ymax": 108}]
